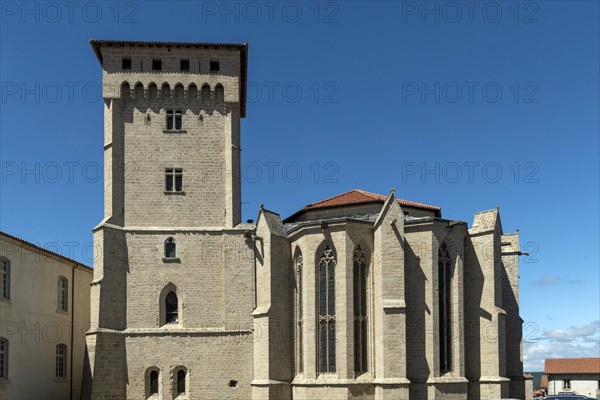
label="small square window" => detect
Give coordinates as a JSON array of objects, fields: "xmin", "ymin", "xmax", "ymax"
[
  {"xmin": 152, "ymin": 59, "xmax": 162, "ymax": 71},
  {"xmin": 166, "ymin": 110, "xmax": 183, "ymax": 131},
  {"xmin": 180, "ymin": 59, "xmax": 190, "ymax": 71},
  {"xmin": 122, "ymin": 58, "xmax": 131, "ymax": 70},
  {"xmin": 165, "ymin": 168, "xmax": 183, "ymax": 193},
  {"xmin": 210, "ymin": 60, "xmax": 220, "ymax": 72}
]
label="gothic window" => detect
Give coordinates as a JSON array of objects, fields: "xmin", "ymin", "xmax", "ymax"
[
  {"xmin": 166, "ymin": 110, "xmax": 183, "ymax": 130},
  {"xmin": 176, "ymin": 369, "xmax": 186, "ymax": 395},
  {"xmin": 149, "ymin": 369, "xmax": 159, "ymax": 395},
  {"xmin": 294, "ymin": 250, "xmax": 303, "ymax": 374},
  {"xmin": 438, "ymin": 242, "xmax": 452, "ymax": 374},
  {"xmin": 55, "ymin": 344, "xmax": 67, "ymax": 378},
  {"xmin": 318, "ymin": 243, "xmax": 336, "ymax": 374},
  {"xmin": 353, "ymin": 245, "xmax": 368, "ymax": 374},
  {"xmin": 1, "ymin": 258, "xmax": 9, "ymax": 300},
  {"xmin": 0, "ymin": 338, "xmax": 7, "ymax": 379},
  {"xmin": 165, "ymin": 292, "xmax": 178, "ymax": 324},
  {"xmin": 58, "ymin": 276, "xmax": 68, "ymax": 311},
  {"xmin": 165, "ymin": 237, "xmax": 177, "ymax": 258},
  {"xmin": 165, "ymin": 168, "xmax": 183, "ymax": 193}
]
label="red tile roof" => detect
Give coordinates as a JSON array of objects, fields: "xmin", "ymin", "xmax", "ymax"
[
  {"xmin": 541, "ymin": 374, "xmax": 549, "ymax": 388},
  {"xmin": 284, "ymin": 189, "xmax": 441, "ymax": 222},
  {"xmin": 545, "ymin": 358, "xmax": 600, "ymax": 374},
  {"xmin": 304, "ymin": 189, "xmax": 441, "ymax": 212}
]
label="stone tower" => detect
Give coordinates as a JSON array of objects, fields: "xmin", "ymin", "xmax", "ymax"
[{"xmin": 84, "ymin": 40, "xmax": 255, "ymax": 400}]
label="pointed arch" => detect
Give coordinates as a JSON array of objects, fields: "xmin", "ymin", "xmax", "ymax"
[
  {"xmin": 164, "ymin": 237, "xmax": 176, "ymax": 258},
  {"xmin": 438, "ymin": 240, "xmax": 452, "ymax": 374},
  {"xmin": 293, "ymin": 246, "xmax": 304, "ymax": 374},
  {"xmin": 353, "ymin": 242, "xmax": 370, "ymax": 374},
  {"xmin": 316, "ymin": 240, "xmax": 337, "ymax": 374},
  {"xmin": 159, "ymin": 283, "xmax": 180, "ymax": 326}
]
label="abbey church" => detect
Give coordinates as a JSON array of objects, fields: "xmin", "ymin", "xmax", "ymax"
[{"xmin": 83, "ymin": 40, "xmax": 527, "ymax": 400}]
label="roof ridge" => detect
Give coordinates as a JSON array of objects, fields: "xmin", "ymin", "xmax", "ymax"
[
  {"xmin": 354, "ymin": 189, "xmax": 386, "ymax": 200},
  {"xmin": 0, "ymin": 231, "xmax": 93, "ymax": 270},
  {"xmin": 305, "ymin": 189, "xmax": 363, "ymax": 208}
]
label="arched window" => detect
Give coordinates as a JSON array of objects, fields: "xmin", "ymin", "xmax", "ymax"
[
  {"xmin": 56, "ymin": 344, "xmax": 67, "ymax": 378},
  {"xmin": 201, "ymin": 84, "xmax": 211, "ymax": 106},
  {"xmin": 58, "ymin": 276, "xmax": 68, "ymax": 311},
  {"xmin": 215, "ymin": 84, "xmax": 225, "ymax": 104},
  {"xmin": 294, "ymin": 250, "xmax": 303, "ymax": 374},
  {"xmin": 317, "ymin": 243, "xmax": 336, "ymax": 374},
  {"xmin": 166, "ymin": 292, "xmax": 178, "ymax": 324},
  {"xmin": 438, "ymin": 242, "xmax": 452, "ymax": 374},
  {"xmin": 177, "ymin": 369, "xmax": 186, "ymax": 395},
  {"xmin": 353, "ymin": 245, "xmax": 368, "ymax": 374},
  {"xmin": 1, "ymin": 258, "xmax": 9, "ymax": 300},
  {"xmin": 165, "ymin": 237, "xmax": 176, "ymax": 258},
  {"xmin": 149, "ymin": 369, "xmax": 159, "ymax": 395},
  {"xmin": 0, "ymin": 338, "xmax": 8, "ymax": 379}
]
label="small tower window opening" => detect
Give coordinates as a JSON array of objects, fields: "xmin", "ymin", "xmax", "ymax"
[
  {"xmin": 165, "ymin": 237, "xmax": 176, "ymax": 258},
  {"xmin": 438, "ymin": 242, "xmax": 452, "ymax": 374},
  {"xmin": 318, "ymin": 243, "xmax": 336, "ymax": 374},
  {"xmin": 166, "ymin": 110, "xmax": 182, "ymax": 130},
  {"xmin": 165, "ymin": 292, "xmax": 178, "ymax": 324},
  {"xmin": 149, "ymin": 370, "xmax": 159, "ymax": 395},
  {"xmin": 122, "ymin": 58, "xmax": 131, "ymax": 70},
  {"xmin": 353, "ymin": 245, "xmax": 368, "ymax": 374},
  {"xmin": 176, "ymin": 369, "xmax": 186, "ymax": 394},
  {"xmin": 210, "ymin": 60, "xmax": 220, "ymax": 72},
  {"xmin": 165, "ymin": 168, "xmax": 183, "ymax": 193},
  {"xmin": 1, "ymin": 258, "xmax": 9, "ymax": 300},
  {"xmin": 0, "ymin": 338, "xmax": 7, "ymax": 379},
  {"xmin": 180, "ymin": 59, "xmax": 190, "ymax": 71},
  {"xmin": 58, "ymin": 276, "xmax": 68, "ymax": 311},
  {"xmin": 152, "ymin": 59, "xmax": 162, "ymax": 71},
  {"xmin": 55, "ymin": 344, "xmax": 67, "ymax": 378}
]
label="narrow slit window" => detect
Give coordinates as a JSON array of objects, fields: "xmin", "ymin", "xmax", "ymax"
[
  {"xmin": 1, "ymin": 258, "xmax": 9, "ymax": 300},
  {"xmin": 353, "ymin": 245, "xmax": 368, "ymax": 374},
  {"xmin": 150, "ymin": 370, "xmax": 159, "ymax": 394},
  {"xmin": 438, "ymin": 242, "xmax": 452, "ymax": 374},
  {"xmin": 0, "ymin": 338, "xmax": 7, "ymax": 379},
  {"xmin": 177, "ymin": 369, "xmax": 186, "ymax": 394},
  {"xmin": 58, "ymin": 277, "xmax": 68, "ymax": 311},
  {"xmin": 318, "ymin": 244, "xmax": 336, "ymax": 374},
  {"xmin": 55, "ymin": 344, "xmax": 67, "ymax": 378}
]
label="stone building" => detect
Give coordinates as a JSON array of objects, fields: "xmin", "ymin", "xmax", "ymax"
[
  {"xmin": 0, "ymin": 231, "xmax": 93, "ymax": 400},
  {"xmin": 545, "ymin": 358, "xmax": 600, "ymax": 397},
  {"xmin": 84, "ymin": 39, "xmax": 526, "ymax": 400}
]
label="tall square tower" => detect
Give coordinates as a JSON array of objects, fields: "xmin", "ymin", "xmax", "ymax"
[{"xmin": 84, "ymin": 40, "xmax": 255, "ymax": 400}]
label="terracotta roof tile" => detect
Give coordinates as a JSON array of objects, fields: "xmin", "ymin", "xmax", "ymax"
[
  {"xmin": 545, "ymin": 357, "xmax": 600, "ymax": 374},
  {"xmin": 304, "ymin": 189, "xmax": 441, "ymax": 212}
]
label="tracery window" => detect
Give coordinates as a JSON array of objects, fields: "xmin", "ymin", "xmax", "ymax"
[
  {"xmin": 294, "ymin": 250, "xmax": 303, "ymax": 374},
  {"xmin": 318, "ymin": 244, "xmax": 336, "ymax": 373},
  {"xmin": 353, "ymin": 245, "xmax": 368, "ymax": 374},
  {"xmin": 438, "ymin": 242, "xmax": 452, "ymax": 374}
]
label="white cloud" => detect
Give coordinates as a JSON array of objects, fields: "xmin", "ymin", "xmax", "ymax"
[
  {"xmin": 523, "ymin": 320, "xmax": 600, "ymax": 371},
  {"xmin": 530, "ymin": 275, "xmax": 582, "ymax": 287}
]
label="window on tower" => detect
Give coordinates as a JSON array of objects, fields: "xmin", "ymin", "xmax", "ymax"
[
  {"xmin": 165, "ymin": 169, "xmax": 183, "ymax": 193},
  {"xmin": 180, "ymin": 59, "xmax": 190, "ymax": 71},
  {"xmin": 122, "ymin": 58, "xmax": 131, "ymax": 70},
  {"xmin": 152, "ymin": 59, "xmax": 162, "ymax": 71},
  {"xmin": 210, "ymin": 60, "xmax": 220, "ymax": 72},
  {"xmin": 166, "ymin": 110, "xmax": 183, "ymax": 131}
]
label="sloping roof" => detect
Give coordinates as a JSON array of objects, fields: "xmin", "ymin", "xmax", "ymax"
[
  {"xmin": 89, "ymin": 39, "xmax": 249, "ymax": 117},
  {"xmin": 284, "ymin": 189, "xmax": 441, "ymax": 222},
  {"xmin": 0, "ymin": 231, "xmax": 93, "ymax": 271},
  {"xmin": 545, "ymin": 358, "xmax": 600, "ymax": 374}
]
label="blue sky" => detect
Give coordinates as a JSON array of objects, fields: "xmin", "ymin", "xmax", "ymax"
[{"xmin": 0, "ymin": 1, "xmax": 598, "ymax": 370}]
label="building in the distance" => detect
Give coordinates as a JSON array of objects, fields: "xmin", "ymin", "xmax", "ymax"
[
  {"xmin": 545, "ymin": 357, "xmax": 600, "ymax": 397},
  {"xmin": 0, "ymin": 231, "xmax": 93, "ymax": 400},
  {"xmin": 84, "ymin": 39, "xmax": 527, "ymax": 400}
]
